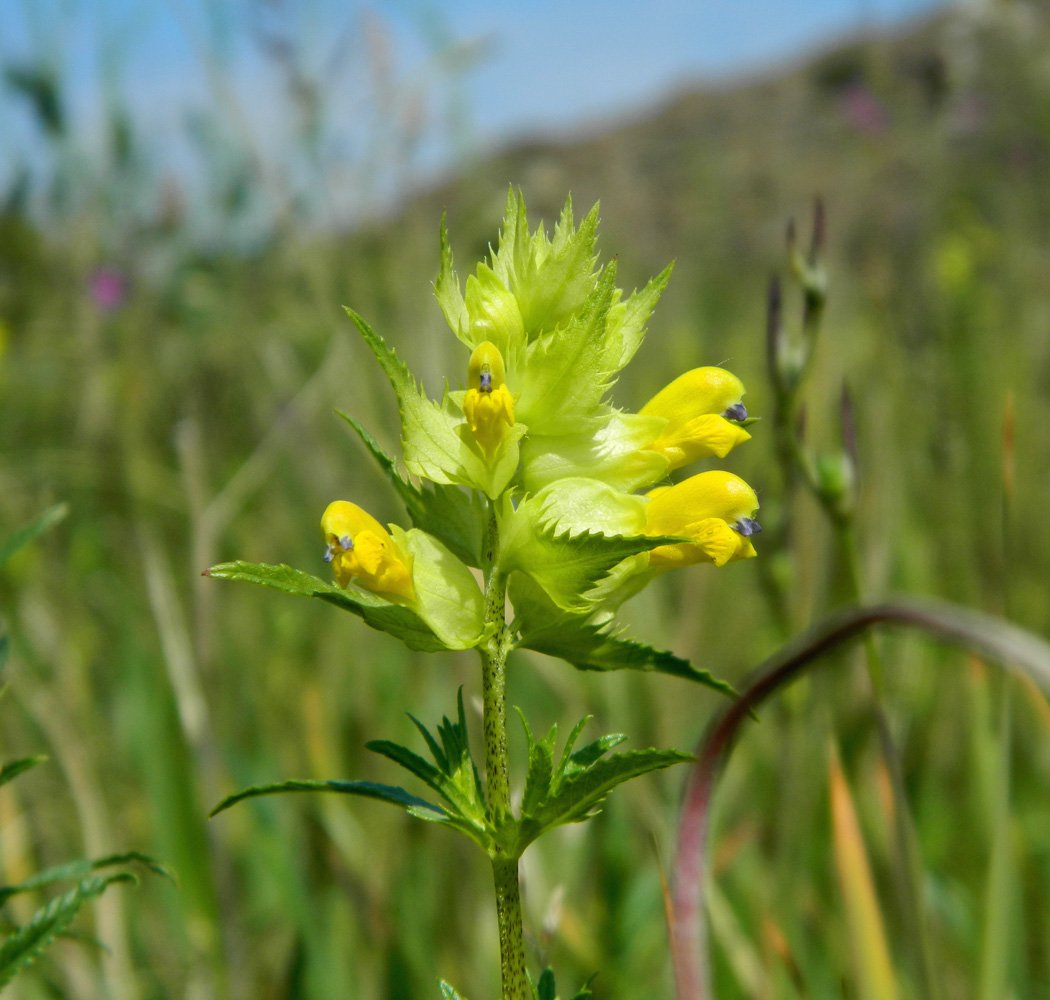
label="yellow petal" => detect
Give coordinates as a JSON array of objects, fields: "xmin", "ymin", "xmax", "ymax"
[
  {"xmin": 644, "ymin": 471, "xmax": 759, "ymax": 569},
  {"xmin": 320, "ymin": 500, "xmax": 416, "ymax": 601},
  {"xmin": 641, "ymin": 367, "xmax": 746, "ymax": 422},
  {"xmin": 650, "ymin": 413, "xmax": 752, "ymax": 467},
  {"xmin": 641, "ymin": 368, "xmax": 749, "ymax": 470},
  {"xmin": 463, "ymin": 341, "xmax": 515, "ymax": 460}
]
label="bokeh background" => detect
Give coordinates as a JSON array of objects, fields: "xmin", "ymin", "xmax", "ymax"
[{"xmin": 2, "ymin": 1, "xmax": 1049, "ymax": 997}]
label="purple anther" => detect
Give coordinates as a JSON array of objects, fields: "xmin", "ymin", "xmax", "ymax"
[
  {"xmin": 723, "ymin": 402, "xmax": 748, "ymax": 422},
  {"xmin": 479, "ymin": 370, "xmax": 493, "ymax": 393},
  {"xmin": 733, "ymin": 516, "xmax": 762, "ymax": 537},
  {"xmin": 339, "ymin": 535, "xmax": 353, "ymax": 550},
  {"xmin": 323, "ymin": 546, "xmax": 334, "ymax": 563}
]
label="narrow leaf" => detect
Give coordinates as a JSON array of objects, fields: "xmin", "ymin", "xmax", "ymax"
[
  {"xmin": 0, "ymin": 873, "xmax": 134, "ymax": 989},
  {"xmin": 366, "ymin": 740, "xmax": 481, "ymax": 820},
  {"xmin": 519, "ymin": 712, "xmax": 556, "ymax": 817},
  {"xmin": 0, "ymin": 755, "xmax": 48, "ymax": 788},
  {"xmin": 205, "ymin": 561, "xmax": 446, "ymax": 652},
  {"xmin": 564, "ymin": 734, "xmax": 627, "ymax": 775},
  {"xmin": 210, "ymin": 778, "xmax": 444, "ymax": 819},
  {"xmin": 439, "ymin": 981, "xmax": 469, "ymax": 1000},
  {"xmin": 828, "ymin": 746, "xmax": 898, "ymax": 1000},
  {"xmin": 0, "ymin": 852, "xmax": 168, "ymax": 904},
  {"xmin": 0, "ymin": 503, "xmax": 69, "ymax": 569},
  {"xmin": 536, "ymin": 967, "xmax": 557, "ymax": 1000}
]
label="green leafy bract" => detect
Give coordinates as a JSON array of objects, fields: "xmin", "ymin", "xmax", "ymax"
[
  {"xmin": 499, "ymin": 483, "xmax": 680, "ymax": 612},
  {"xmin": 338, "ymin": 411, "xmax": 486, "ymax": 566},
  {"xmin": 509, "ymin": 713, "xmax": 690, "ymax": 855},
  {"xmin": 346, "ymin": 307, "xmax": 523, "ymax": 499},
  {"xmin": 510, "ymin": 575, "xmax": 734, "ymax": 694}
]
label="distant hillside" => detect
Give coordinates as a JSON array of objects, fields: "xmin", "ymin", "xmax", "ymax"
[{"xmin": 378, "ymin": 3, "xmax": 1049, "ymax": 362}]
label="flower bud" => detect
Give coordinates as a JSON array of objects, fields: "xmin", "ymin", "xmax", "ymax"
[
  {"xmin": 640, "ymin": 367, "xmax": 751, "ymax": 469},
  {"xmin": 462, "ymin": 340, "xmax": 516, "ymax": 460},
  {"xmin": 321, "ymin": 500, "xmax": 415, "ymax": 601},
  {"xmin": 644, "ymin": 471, "xmax": 759, "ymax": 568}
]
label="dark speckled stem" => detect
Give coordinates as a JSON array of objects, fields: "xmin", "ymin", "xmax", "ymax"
[{"xmin": 481, "ymin": 507, "xmax": 528, "ymax": 1000}]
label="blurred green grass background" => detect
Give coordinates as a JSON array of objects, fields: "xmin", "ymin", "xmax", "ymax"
[{"xmin": 2, "ymin": 3, "xmax": 1049, "ymax": 998}]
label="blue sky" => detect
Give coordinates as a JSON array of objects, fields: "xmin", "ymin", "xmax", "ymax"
[{"xmin": 0, "ymin": 0, "xmax": 947, "ymax": 219}]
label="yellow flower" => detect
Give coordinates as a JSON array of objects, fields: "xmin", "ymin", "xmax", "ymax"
[
  {"xmin": 462, "ymin": 340, "xmax": 516, "ymax": 459},
  {"xmin": 321, "ymin": 500, "xmax": 415, "ymax": 601},
  {"xmin": 645, "ymin": 471, "xmax": 760, "ymax": 569},
  {"xmin": 640, "ymin": 367, "xmax": 751, "ymax": 470}
]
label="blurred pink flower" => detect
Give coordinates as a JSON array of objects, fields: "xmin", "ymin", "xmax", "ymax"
[
  {"xmin": 88, "ymin": 268, "xmax": 128, "ymax": 311},
  {"xmin": 840, "ymin": 85, "xmax": 888, "ymax": 136}
]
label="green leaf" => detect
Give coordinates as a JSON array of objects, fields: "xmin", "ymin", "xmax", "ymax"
[
  {"xmin": 438, "ymin": 981, "xmax": 469, "ymax": 1000},
  {"xmin": 0, "ymin": 755, "xmax": 47, "ymax": 788},
  {"xmin": 514, "ymin": 265, "xmax": 620, "ymax": 436},
  {"xmin": 491, "ymin": 193, "xmax": 603, "ymax": 337},
  {"xmin": 522, "ymin": 617, "xmax": 735, "ymax": 695},
  {"xmin": 520, "ymin": 411, "xmax": 669, "ymax": 493},
  {"xmin": 337, "ymin": 412, "xmax": 487, "ymax": 566},
  {"xmin": 346, "ymin": 308, "xmax": 520, "ymax": 498},
  {"xmin": 511, "ymin": 526, "xmax": 669, "ymax": 613},
  {"xmin": 367, "ymin": 708, "xmax": 485, "ymax": 824},
  {"xmin": 516, "ymin": 748, "xmax": 691, "ymax": 852},
  {"xmin": 395, "ymin": 529, "xmax": 486, "ymax": 648},
  {"xmin": 0, "ymin": 852, "xmax": 170, "ymax": 905},
  {"xmin": 205, "ymin": 559, "xmax": 483, "ymax": 652},
  {"xmin": 605, "ymin": 263, "xmax": 673, "ymax": 371},
  {"xmin": 209, "ymin": 778, "xmax": 444, "ymax": 819},
  {"xmin": 571, "ymin": 974, "xmax": 598, "ymax": 999},
  {"xmin": 536, "ymin": 967, "xmax": 557, "ymax": 1000},
  {"xmin": 435, "ymin": 214, "xmax": 470, "ymax": 348},
  {"xmin": 510, "ymin": 576, "xmax": 735, "ymax": 693},
  {"xmin": 0, "ymin": 873, "xmax": 135, "ymax": 989},
  {"xmin": 0, "ymin": 503, "xmax": 68, "ymax": 570},
  {"xmin": 517, "ymin": 711, "xmax": 558, "ymax": 817}
]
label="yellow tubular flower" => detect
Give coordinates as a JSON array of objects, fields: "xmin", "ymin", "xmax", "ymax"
[
  {"xmin": 321, "ymin": 500, "xmax": 415, "ymax": 601},
  {"xmin": 645, "ymin": 471, "xmax": 760, "ymax": 569},
  {"xmin": 462, "ymin": 340, "xmax": 515, "ymax": 459},
  {"xmin": 640, "ymin": 367, "xmax": 751, "ymax": 469}
]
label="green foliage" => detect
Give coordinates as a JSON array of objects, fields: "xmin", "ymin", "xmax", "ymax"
[
  {"xmin": 0, "ymin": 503, "xmax": 68, "ymax": 570},
  {"xmin": 0, "ymin": 874, "xmax": 135, "ymax": 989},
  {"xmin": 0, "ymin": 509, "xmax": 166, "ymax": 991},
  {"xmin": 210, "ymin": 778, "xmax": 444, "ymax": 821},
  {"xmin": 511, "ymin": 712, "xmax": 690, "ymax": 855},
  {"xmin": 531, "ymin": 967, "xmax": 596, "ymax": 1000},
  {"xmin": 338, "ymin": 411, "xmax": 487, "ymax": 566},
  {"xmin": 347, "ymin": 306, "xmax": 525, "ymax": 499},
  {"xmin": 5, "ymin": 6, "xmax": 1050, "ymax": 995},
  {"xmin": 206, "ymin": 559, "xmax": 483, "ymax": 651}
]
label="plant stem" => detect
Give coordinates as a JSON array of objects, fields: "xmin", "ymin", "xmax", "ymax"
[{"xmin": 481, "ymin": 507, "xmax": 529, "ymax": 1000}]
